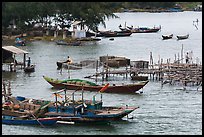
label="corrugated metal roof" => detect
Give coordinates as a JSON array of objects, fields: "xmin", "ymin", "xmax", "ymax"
[{"xmin": 2, "ymin": 46, "xmax": 29, "ymax": 54}]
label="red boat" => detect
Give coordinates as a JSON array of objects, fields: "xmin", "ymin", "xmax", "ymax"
[{"xmin": 43, "ymin": 76, "xmax": 149, "ymax": 94}]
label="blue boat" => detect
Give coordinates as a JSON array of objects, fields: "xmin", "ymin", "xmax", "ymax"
[
  {"xmin": 44, "ymin": 89, "xmax": 139, "ymax": 123},
  {"xmin": 2, "ymin": 88, "xmax": 138, "ymax": 124},
  {"xmin": 2, "ymin": 115, "xmax": 58, "ymax": 125}
]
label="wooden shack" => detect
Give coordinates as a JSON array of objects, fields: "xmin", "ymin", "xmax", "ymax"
[
  {"xmin": 99, "ymin": 55, "xmax": 130, "ymax": 68},
  {"xmin": 131, "ymin": 60, "xmax": 149, "ymax": 69},
  {"xmin": 2, "ymin": 46, "xmax": 29, "ymax": 72}
]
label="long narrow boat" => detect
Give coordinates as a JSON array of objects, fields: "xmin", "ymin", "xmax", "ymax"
[
  {"xmin": 56, "ymin": 40, "xmax": 68, "ymax": 45},
  {"xmin": 125, "ymin": 26, "xmax": 161, "ymax": 33},
  {"xmin": 2, "ymin": 115, "xmax": 58, "ymax": 125},
  {"xmin": 176, "ymin": 34, "xmax": 189, "ymax": 40},
  {"xmin": 101, "ymin": 31, "xmax": 132, "ymax": 37},
  {"xmin": 44, "ymin": 89, "xmax": 139, "ymax": 123},
  {"xmin": 2, "ymin": 93, "xmax": 138, "ymax": 124},
  {"xmin": 162, "ymin": 34, "xmax": 173, "ymax": 40},
  {"xmin": 43, "ymin": 76, "xmax": 149, "ymax": 94}
]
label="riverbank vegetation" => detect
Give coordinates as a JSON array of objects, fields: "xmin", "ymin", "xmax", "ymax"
[{"xmin": 2, "ymin": 2, "xmax": 201, "ymax": 36}]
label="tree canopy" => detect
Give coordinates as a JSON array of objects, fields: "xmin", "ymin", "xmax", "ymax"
[
  {"xmin": 2, "ymin": 2, "xmax": 117, "ymax": 34},
  {"xmin": 2, "ymin": 2, "xmax": 199, "ymax": 34}
]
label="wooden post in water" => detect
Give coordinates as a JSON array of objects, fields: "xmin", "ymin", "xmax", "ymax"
[
  {"xmin": 67, "ymin": 63, "xmax": 70, "ymax": 79},
  {"xmin": 23, "ymin": 54, "xmax": 26, "ymax": 68},
  {"xmin": 181, "ymin": 44, "xmax": 183, "ymax": 64},
  {"xmin": 95, "ymin": 60, "xmax": 98, "ymax": 84},
  {"xmin": 13, "ymin": 54, "xmax": 16, "ymax": 72}
]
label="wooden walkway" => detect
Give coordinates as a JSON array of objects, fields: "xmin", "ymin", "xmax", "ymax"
[{"xmin": 84, "ymin": 63, "xmax": 202, "ymax": 87}]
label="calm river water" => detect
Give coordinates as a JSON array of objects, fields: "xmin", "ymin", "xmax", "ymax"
[{"xmin": 2, "ymin": 11, "xmax": 202, "ymax": 135}]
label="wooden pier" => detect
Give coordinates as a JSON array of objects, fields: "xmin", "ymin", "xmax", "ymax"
[{"xmin": 84, "ymin": 53, "xmax": 202, "ymax": 88}]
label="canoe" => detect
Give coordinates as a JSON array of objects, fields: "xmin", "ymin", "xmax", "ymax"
[
  {"xmin": 177, "ymin": 34, "xmax": 189, "ymax": 40},
  {"xmin": 43, "ymin": 76, "xmax": 149, "ymax": 94},
  {"xmin": 162, "ymin": 34, "xmax": 173, "ymax": 40},
  {"xmin": 2, "ymin": 115, "xmax": 58, "ymax": 125}
]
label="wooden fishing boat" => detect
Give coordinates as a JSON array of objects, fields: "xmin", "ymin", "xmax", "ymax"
[
  {"xmin": 68, "ymin": 41, "xmax": 81, "ymax": 46},
  {"xmin": 44, "ymin": 89, "xmax": 139, "ymax": 123},
  {"xmin": 116, "ymin": 31, "xmax": 132, "ymax": 37},
  {"xmin": 56, "ymin": 40, "xmax": 68, "ymax": 45},
  {"xmin": 24, "ymin": 65, "xmax": 35, "ymax": 72},
  {"xmin": 162, "ymin": 34, "xmax": 173, "ymax": 40},
  {"xmin": 56, "ymin": 61, "xmax": 82, "ymax": 70},
  {"xmin": 100, "ymin": 30, "xmax": 132, "ymax": 37},
  {"xmin": 43, "ymin": 76, "xmax": 149, "ymax": 94},
  {"xmin": 2, "ymin": 115, "xmax": 58, "ymax": 125},
  {"xmin": 2, "ymin": 96, "xmax": 58, "ymax": 126},
  {"xmin": 176, "ymin": 34, "xmax": 189, "ymax": 40},
  {"xmin": 126, "ymin": 26, "xmax": 161, "ymax": 33},
  {"xmin": 2, "ymin": 84, "xmax": 138, "ymax": 124}
]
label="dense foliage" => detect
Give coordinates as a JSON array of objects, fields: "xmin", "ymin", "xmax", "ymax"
[
  {"xmin": 2, "ymin": 2, "xmax": 117, "ymax": 34},
  {"xmin": 2, "ymin": 2, "xmax": 201, "ymax": 34}
]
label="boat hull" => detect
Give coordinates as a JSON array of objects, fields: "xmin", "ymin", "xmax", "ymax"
[
  {"xmin": 177, "ymin": 34, "xmax": 189, "ymax": 40},
  {"xmin": 43, "ymin": 76, "xmax": 148, "ymax": 94},
  {"xmin": 162, "ymin": 34, "xmax": 173, "ymax": 40},
  {"xmin": 2, "ymin": 116, "xmax": 58, "ymax": 125},
  {"xmin": 24, "ymin": 65, "xmax": 35, "ymax": 72},
  {"xmin": 45, "ymin": 106, "xmax": 138, "ymax": 123}
]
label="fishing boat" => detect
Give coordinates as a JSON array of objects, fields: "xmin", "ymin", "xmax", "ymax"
[
  {"xmin": 24, "ymin": 65, "xmax": 35, "ymax": 72},
  {"xmin": 162, "ymin": 34, "xmax": 173, "ymax": 40},
  {"xmin": 125, "ymin": 26, "xmax": 161, "ymax": 33},
  {"xmin": 2, "ymin": 115, "xmax": 58, "ymax": 125},
  {"xmin": 67, "ymin": 41, "xmax": 81, "ymax": 46},
  {"xmin": 43, "ymin": 76, "xmax": 149, "ymax": 94},
  {"xmin": 56, "ymin": 61, "xmax": 82, "ymax": 70},
  {"xmin": 56, "ymin": 40, "xmax": 68, "ymax": 45},
  {"xmin": 2, "ymin": 82, "xmax": 138, "ymax": 124},
  {"xmin": 176, "ymin": 34, "xmax": 189, "ymax": 40},
  {"xmin": 2, "ymin": 96, "xmax": 58, "ymax": 126},
  {"xmin": 100, "ymin": 30, "xmax": 132, "ymax": 37},
  {"xmin": 44, "ymin": 89, "xmax": 139, "ymax": 123}
]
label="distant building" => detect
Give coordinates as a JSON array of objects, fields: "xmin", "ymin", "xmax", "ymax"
[
  {"xmin": 71, "ymin": 21, "xmax": 86, "ymax": 38},
  {"xmin": 194, "ymin": 4, "xmax": 202, "ymax": 11}
]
